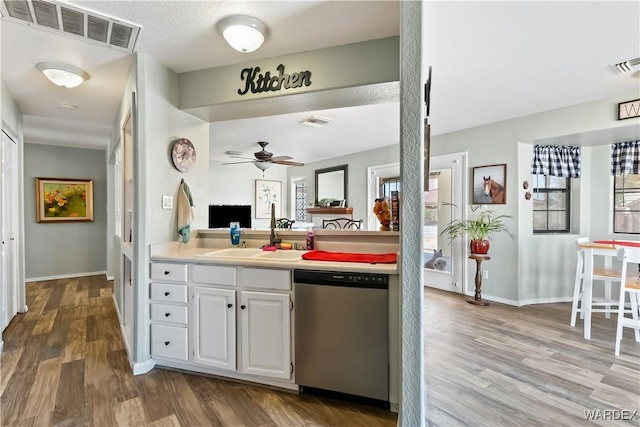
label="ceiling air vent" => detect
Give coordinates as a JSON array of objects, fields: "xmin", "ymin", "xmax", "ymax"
[
  {"xmin": 613, "ymin": 58, "xmax": 640, "ymax": 74},
  {"xmin": 0, "ymin": 0, "xmax": 141, "ymax": 53},
  {"xmin": 298, "ymin": 115, "xmax": 334, "ymax": 128}
]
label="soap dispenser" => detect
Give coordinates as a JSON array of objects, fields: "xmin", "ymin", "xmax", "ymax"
[
  {"xmin": 230, "ymin": 222, "xmax": 241, "ymax": 247},
  {"xmin": 306, "ymin": 228, "xmax": 315, "ymax": 250}
]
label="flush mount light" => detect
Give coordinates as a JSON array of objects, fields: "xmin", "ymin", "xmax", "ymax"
[
  {"xmin": 37, "ymin": 62, "xmax": 89, "ymax": 88},
  {"xmin": 217, "ymin": 15, "xmax": 268, "ymax": 53}
]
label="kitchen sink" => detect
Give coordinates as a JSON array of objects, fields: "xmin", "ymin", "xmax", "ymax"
[
  {"xmin": 196, "ymin": 248, "xmax": 264, "ymax": 258},
  {"xmin": 254, "ymin": 250, "xmax": 306, "ymax": 261}
]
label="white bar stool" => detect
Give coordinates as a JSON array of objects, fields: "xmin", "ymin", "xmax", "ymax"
[{"xmin": 615, "ymin": 252, "xmax": 640, "ymax": 356}]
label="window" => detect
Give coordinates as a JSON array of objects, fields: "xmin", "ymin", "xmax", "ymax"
[
  {"xmin": 613, "ymin": 173, "xmax": 640, "ymax": 234},
  {"xmin": 294, "ymin": 182, "xmax": 306, "ymax": 221},
  {"xmin": 532, "ymin": 175, "xmax": 571, "ymax": 233},
  {"xmin": 380, "ymin": 176, "xmax": 400, "ymax": 200}
]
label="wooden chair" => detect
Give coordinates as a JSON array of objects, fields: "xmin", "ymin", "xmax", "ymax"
[
  {"xmin": 322, "ymin": 218, "xmax": 363, "ymax": 230},
  {"xmin": 615, "ymin": 250, "xmax": 640, "ymax": 356},
  {"xmin": 570, "ymin": 239, "xmax": 625, "ymax": 339}
]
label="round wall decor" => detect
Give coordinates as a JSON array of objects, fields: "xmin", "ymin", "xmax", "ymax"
[{"xmin": 171, "ymin": 138, "xmax": 196, "ymax": 172}]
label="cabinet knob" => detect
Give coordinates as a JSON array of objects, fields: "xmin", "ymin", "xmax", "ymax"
[
  {"xmin": 227, "ymin": 303, "xmax": 233, "ymax": 308},
  {"xmin": 164, "ymin": 313, "xmax": 170, "ymax": 317},
  {"xmin": 164, "ymin": 292, "xmax": 170, "ymax": 296},
  {"xmin": 164, "ymin": 271, "xmax": 170, "ymax": 275},
  {"xmin": 240, "ymin": 305, "xmax": 246, "ymax": 310},
  {"xmin": 164, "ymin": 341, "xmax": 170, "ymax": 346}
]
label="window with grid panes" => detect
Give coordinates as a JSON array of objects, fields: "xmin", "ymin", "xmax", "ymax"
[
  {"xmin": 532, "ymin": 175, "xmax": 570, "ymax": 233},
  {"xmin": 294, "ymin": 183, "xmax": 307, "ymax": 222},
  {"xmin": 613, "ymin": 173, "xmax": 640, "ymax": 234}
]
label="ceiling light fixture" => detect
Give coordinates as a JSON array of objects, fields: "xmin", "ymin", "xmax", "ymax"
[
  {"xmin": 217, "ymin": 15, "xmax": 268, "ymax": 53},
  {"xmin": 255, "ymin": 162, "xmax": 272, "ymax": 171},
  {"xmin": 37, "ymin": 62, "xmax": 89, "ymax": 88}
]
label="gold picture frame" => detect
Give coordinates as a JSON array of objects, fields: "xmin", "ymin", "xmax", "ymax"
[{"xmin": 35, "ymin": 178, "xmax": 94, "ymax": 222}]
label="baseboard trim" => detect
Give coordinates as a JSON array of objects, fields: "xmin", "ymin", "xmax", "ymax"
[
  {"xmin": 106, "ymin": 275, "xmax": 115, "ymax": 281},
  {"xmin": 26, "ymin": 271, "xmax": 108, "ymax": 282},
  {"xmin": 0, "ymin": 340, "xmax": 4, "ymax": 353},
  {"xmin": 133, "ymin": 359, "xmax": 155, "ymax": 375},
  {"xmin": 517, "ymin": 296, "xmax": 573, "ymax": 306},
  {"xmin": 112, "ymin": 295, "xmax": 123, "ymax": 324}
]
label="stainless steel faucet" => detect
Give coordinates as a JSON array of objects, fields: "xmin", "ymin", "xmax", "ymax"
[{"xmin": 269, "ymin": 202, "xmax": 281, "ymax": 247}]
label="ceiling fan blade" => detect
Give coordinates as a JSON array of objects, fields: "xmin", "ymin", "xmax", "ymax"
[
  {"xmin": 222, "ymin": 160, "xmax": 256, "ymax": 165},
  {"xmin": 229, "ymin": 155, "xmax": 255, "ymax": 160},
  {"xmin": 269, "ymin": 155, "xmax": 293, "ymax": 162},
  {"xmin": 273, "ymin": 160, "xmax": 304, "ymax": 166}
]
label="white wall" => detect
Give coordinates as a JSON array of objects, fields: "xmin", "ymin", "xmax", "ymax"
[
  {"xmin": 209, "ymin": 161, "xmax": 288, "ymax": 230},
  {"xmin": 286, "ymin": 144, "xmax": 400, "ymax": 229},
  {"xmin": 432, "ymin": 93, "xmax": 640, "ymax": 304}
]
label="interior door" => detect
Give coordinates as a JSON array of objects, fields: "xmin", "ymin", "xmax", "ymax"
[
  {"xmin": 1, "ymin": 130, "xmax": 18, "ymax": 331},
  {"xmin": 423, "ymin": 152, "xmax": 466, "ymax": 293}
]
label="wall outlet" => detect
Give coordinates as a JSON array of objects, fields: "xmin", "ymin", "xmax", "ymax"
[
  {"xmin": 483, "ymin": 270, "xmax": 489, "ymax": 279},
  {"xmin": 162, "ymin": 195, "xmax": 173, "ymax": 210}
]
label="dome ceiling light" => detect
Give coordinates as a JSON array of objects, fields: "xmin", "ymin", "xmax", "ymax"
[
  {"xmin": 217, "ymin": 15, "xmax": 268, "ymax": 53},
  {"xmin": 37, "ymin": 62, "xmax": 89, "ymax": 88}
]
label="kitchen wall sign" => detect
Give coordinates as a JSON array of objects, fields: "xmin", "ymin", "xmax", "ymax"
[
  {"xmin": 238, "ymin": 64, "xmax": 312, "ymax": 95},
  {"xmin": 618, "ymin": 99, "xmax": 640, "ymax": 120}
]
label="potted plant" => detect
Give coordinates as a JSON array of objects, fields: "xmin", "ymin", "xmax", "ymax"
[{"xmin": 441, "ymin": 206, "xmax": 513, "ymax": 254}]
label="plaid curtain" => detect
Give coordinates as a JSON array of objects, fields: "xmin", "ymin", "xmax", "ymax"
[
  {"xmin": 530, "ymin": 145, "xmax": 581, "ymax": 177},
  {"xmin": 610, "ymin": 140, "xmax": 640, "ymax": 175}
]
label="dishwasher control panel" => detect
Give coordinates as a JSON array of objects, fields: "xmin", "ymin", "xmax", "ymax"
[{"xmin": 293, "ymin": 269, "xmax": 389, "ymax": 288}]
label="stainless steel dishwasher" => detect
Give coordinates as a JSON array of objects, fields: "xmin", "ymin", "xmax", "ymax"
[{"xmin": 294, "ymin": 269, "xmax": 389, "ymax": 406}]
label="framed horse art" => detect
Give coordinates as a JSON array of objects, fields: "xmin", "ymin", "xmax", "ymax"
[{"xmin": 472, "ymin": 164, "xmax": 507, "ymax": 204}]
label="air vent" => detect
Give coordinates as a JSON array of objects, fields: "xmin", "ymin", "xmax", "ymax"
[
  {"xmin": 298, "ymin": 115, "xmax": 334, "ymax": 128},
  {"xmin": 1, "ymin": 0, "xmax": 141, "ymax": 52},
  {"xmin": 613, "ymin": 58, "xmax": 640, "ymax": 74}
]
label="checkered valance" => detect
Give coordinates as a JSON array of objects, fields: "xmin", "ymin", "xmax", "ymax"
[
  {"xmin": 530, "ymin": 145, "xmax": 581, "ymax": 178},
  {"xmin": 610, "ymin": 141, "xmax": 640, "ymax": 175}
]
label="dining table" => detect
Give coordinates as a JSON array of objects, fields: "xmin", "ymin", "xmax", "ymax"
[{"xmin": 579, "ymin": 240, "xmax": 640, "ymax": 340}]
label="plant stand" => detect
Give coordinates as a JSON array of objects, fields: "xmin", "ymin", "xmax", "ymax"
[{"xmin": 468, "ymin": 254, "xmax": 490, "ymax": 306}]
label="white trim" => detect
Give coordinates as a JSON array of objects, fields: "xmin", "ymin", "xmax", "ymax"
[
  {"xmin": 112, "ymin": 294, "xmax": 123, "ymax": 324},
  {"xmin": 26, "ymin": 271, "xmax": 107, "ymax": 282},
  {"xmin": 0, "ymin": 340, "xmax": 3, "ymax": 352},
  {"xmin": 106, "ymin": 275, "xmax": 115, "ymax": 281},
  {"xmin": 516, "ymin": 296, "xmax": 574, "ymax": 306},
  {"xmin": 132, "ymin": 359, "xmax": 155, "ymax": 375}
]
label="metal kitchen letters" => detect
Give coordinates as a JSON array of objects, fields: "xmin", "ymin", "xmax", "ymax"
[{"xmin": 238, "ymin": 64, "xmax": 312, "ymax": 95}]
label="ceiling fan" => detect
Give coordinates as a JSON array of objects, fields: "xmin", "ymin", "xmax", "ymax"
[{"xmin": 223, "ymin": 141, "xmax": 304, "ymax": 171}]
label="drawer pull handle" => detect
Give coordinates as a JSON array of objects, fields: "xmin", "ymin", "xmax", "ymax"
[
  {"xmin": 164, "ymin": 341, "xmax": 170, "ymax": 346},
  {"xmin": 241, "ymin": 305, "xmax": 246, "ymax": 310},
  {"xmin": 164, "ymin": 292, "xmax": 170, "ymax": 296},
  {"xmin": 227, "ymin": 303, "xmax": 233, "ymax": 308},
  {"xmin": 164, "ymin": 313, "xmax": 171, "ymax": 317},
  {"xmin": 164, "ymin": 271, "xmax": 170, "ymax": 275}
]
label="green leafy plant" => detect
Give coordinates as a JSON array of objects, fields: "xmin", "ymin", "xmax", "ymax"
[{"xmin": 441, "ymin": 205, "xmax": 513, "ymax": 241}]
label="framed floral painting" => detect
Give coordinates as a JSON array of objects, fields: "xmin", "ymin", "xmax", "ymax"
[
  {"xmin": 255, "ymin": 179, "xmax": 281, "ymax": 219},
  {"xmin": 36, "ymin": 178, "xmax": 94, "ymax": 222}
]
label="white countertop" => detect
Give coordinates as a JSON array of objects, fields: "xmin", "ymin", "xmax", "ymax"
[{"xmin": 150, "ymin": 247, "xmax": 399, "ymax": 275}]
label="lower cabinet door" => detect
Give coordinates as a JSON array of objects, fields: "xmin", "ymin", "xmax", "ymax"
[
  {"xmin": 192, "ymin": 286, "xmax": 236, "ymax": 371},
  {"xmin": 240, "ymin": 291, "xmax": 291, "ymax": 380},
  {"xmin": 151, "ymin": 324, "xmax": 188, "ymax": 361}
]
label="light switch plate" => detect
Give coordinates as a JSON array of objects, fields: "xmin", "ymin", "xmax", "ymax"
[{"xmin": 162, "ymin": 195, "xmax": 173, "ymax": 210}]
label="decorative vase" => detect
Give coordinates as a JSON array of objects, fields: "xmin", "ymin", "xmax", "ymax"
[{"xmin": 470, "ymin": 239, "xmax": 490, "ymax": 254}]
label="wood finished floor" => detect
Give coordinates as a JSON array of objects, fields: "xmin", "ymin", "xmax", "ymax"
[
  {"xmin": 424, "ymin": 287, "xmax": 640, "ymax": 426},
  {"xmin": 1, "ymin": 276, "xmax": 397, "ymax": 427},
  {"xmin": 2, "ymin": 277, "xmax": 639, "ymax": 426}
]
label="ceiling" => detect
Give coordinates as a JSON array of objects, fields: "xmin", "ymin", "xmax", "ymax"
[{"xmin": 2, "ymin": 1, "xmax": 639, "ymax": 164}]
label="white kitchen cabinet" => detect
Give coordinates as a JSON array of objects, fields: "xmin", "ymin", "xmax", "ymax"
[
  {"xmin": 192, "ymin": 286, "xmax": 236, "ymax": 371},
  {"xmin": 240, "ymin": 291, "xmax": 291, "ymax": 380}
]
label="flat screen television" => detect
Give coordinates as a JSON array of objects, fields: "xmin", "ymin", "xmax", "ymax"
[{"xmin": 208, "ymin": 205, "xmax": 252, "ymax": 229}]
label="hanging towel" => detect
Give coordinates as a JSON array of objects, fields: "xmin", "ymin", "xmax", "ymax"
[{"xmin": 177, "ymin": 180, "xmax": 194, "ymax": 243}]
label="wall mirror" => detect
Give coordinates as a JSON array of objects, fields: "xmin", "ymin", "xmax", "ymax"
[{"xmin": 315, "ymin": 164, "xmax": 348, "ymax": 206}]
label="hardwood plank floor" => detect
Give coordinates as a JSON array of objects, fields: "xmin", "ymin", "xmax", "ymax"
[
  {"xmin": 3, "ymin": 276, "xmax": 638, "ymax": 426},
  {"xmin": 1, "ymin": 276, "xmax": 397, "ymax": 427},
  {"xmin": 424, "ymin": 287, "xmax": 640, "ymax": 426}
]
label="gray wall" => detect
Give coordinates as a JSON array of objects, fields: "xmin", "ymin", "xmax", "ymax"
[{"xmin": 23, "ymin": 143, "xmax": 107, "ymax": 279}]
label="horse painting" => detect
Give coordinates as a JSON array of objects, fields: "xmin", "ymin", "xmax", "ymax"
[{"xmin": 483, "ymin": 176, "xmax": 505, "ymax": 204}]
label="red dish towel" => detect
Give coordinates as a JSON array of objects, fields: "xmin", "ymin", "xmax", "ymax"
[
  {"xmin": 302, "ymin": 250, "xmax": 397, "ymax": 264},
  {"xmin": 594, "ymin": 240, "xmax": 640, "ymax": 248}
]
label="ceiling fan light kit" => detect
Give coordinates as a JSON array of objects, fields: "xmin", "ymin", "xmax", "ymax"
[
  {"xmin": 217, "ymin": 15, "xmax": 268, "ymax": 53},
  {"xmin": 37, "ymin": 62, "xmax": 88, "ymax": 88}
]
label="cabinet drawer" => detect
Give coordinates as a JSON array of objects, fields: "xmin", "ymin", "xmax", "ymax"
[
  {"xmin": 190, "ymin": 264, "xmax": 236, "ymax": 286},
  {"xmin": 242, "ymin": 268, "xmax": 291, "ymax": 291},
  {"xmin": 151, "ymin": 324, "xmax": 188, "ymax": 361},
  {"xmin": 150, "ymin": 303, "xmax": 188, "ymax": 325},
  {"xmin": 150, "ymin": 262, "xmax": 188, "ymax": 282},
  {"xmin": 150, "ymin": 283, "xmax": 188, "ymax": 303}
]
